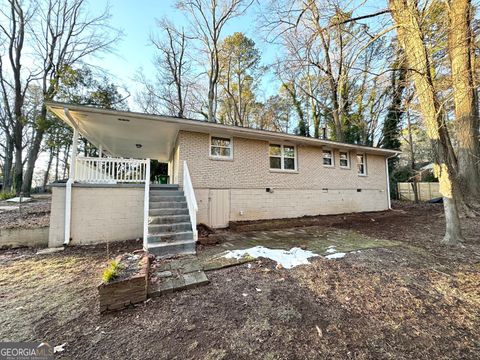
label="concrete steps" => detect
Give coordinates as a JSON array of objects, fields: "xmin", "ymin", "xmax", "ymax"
[
  {"xmin": 147, "ymin": 240, "xmax": 196, "ymax": 258},
  {"xmin": 149, "ymin": 208, "xmax": 189, "ymax": 216},
  {"xmin": 146, "ymin": 185, "xmax": 196, "ymax": 257},
  {"xmin": 148, "ymin": 231, "xmax": 194, "ymax": 243},
  {"xmin": 149, "ymin": 201, "xmax": 187, "ymax": 209},
  {"xmin": 149, "ymin": 214, "xmax": 191, "ymax": 224}
]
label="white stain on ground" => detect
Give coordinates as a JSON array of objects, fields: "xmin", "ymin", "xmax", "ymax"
[
  {"xmin": 325, "ymin": 252, "xmax": 347, "ymax": 259},
  {"xmin": 325, "ymin": 246, "xmax": 337, "ymax": 254},
  {"xmin": 223, "ymin": 244, "xmax": 353, "ymax": 269},
  {"xmin": 223, "ymin": 246, "xmax": 320, "ymax": 269}
]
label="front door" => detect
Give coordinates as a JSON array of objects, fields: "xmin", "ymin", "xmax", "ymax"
[{"xmin": 208, "ymin": 189, "xmax": 230, "ymax": 228}]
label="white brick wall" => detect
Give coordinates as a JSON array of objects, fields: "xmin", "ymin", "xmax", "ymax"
[
  {"xmin": 178, "ymin": 131, "xmax": 387, "ymax": 190},
  {"xmin": 49, "ymin": 186, "xmax": 144, "ymax": 247},
  {"xmin": 177, "ymin": 130, "xmax": 390, "ymax": 227}
]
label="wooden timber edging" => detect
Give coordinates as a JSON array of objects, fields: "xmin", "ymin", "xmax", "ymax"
[{"xmin": 98, "ymin": 255, "xmax": 149, "ymax": 313}]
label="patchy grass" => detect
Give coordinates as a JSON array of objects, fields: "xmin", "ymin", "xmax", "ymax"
[{"xmin": 0, "ymin": 191, "xmax": 16, "ymax": 200}]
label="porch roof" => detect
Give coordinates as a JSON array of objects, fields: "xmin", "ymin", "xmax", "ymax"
[{"xmin": 46, "ymin": 101, "xmax": 400, "ymax": 161}]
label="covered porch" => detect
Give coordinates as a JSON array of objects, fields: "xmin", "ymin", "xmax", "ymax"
[{"xmin": 46, "ymin": 102, "xmax": 198, "ymax": 255}]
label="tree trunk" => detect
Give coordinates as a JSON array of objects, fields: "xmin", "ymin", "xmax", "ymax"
[
  {"xmin": 407, "ymin": 112, "xmax": 419, "ymax": 203},
  {"xmin": 54, "ymin": 146, "xmax": 60, "ymax": 181},
  {"xmin": 13, "ymin": 124, "xmax": 23, "ymax": 194},
  {"xmin": 42, "ymin": 148, "xmax": 54, "ymax": 190},
  {"xmin": 448, "ymin": 0, "xmax": 480, "ymax": 204},
  {"xmin": 21, "ymin": 125, "xmax": 45, "ymax": 195},
  {"xmin": 3, "ymin": 134, "xmax": 14, "ymax": 191},
  {"xmin": 389, "ymin": 0, "xmax": 464, "ymax": 244}
]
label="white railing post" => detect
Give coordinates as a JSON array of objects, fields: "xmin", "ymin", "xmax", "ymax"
[
  {"xmin": 183, "ymin": 161, "xmax": 198, "ymax": 241},
  {"xmin": 143, "ymin": 159, "xmax": 151, "ymax": 250}
]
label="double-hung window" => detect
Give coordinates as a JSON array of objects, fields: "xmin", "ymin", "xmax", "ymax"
[
  {"xmin": 269, "ymin": 144, "xmax": 296, "ymax": 171},
  {"xmin": 210, "ymin": 136, "xmax": 233, "ymax": 159},
  {"xmin": 357, "ymin": 153, "xmax": 367, "ymax": 175},
  {"xmin": 323, "ymin": 149, "xmax": 334, "ymax": 167},
  {"xmin": 339, "ymin": 151, "xmax": 350, "ymax": 168}
]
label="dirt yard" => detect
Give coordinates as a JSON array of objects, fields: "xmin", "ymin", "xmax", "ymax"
[
  {"xmin": 0, "ymin": 195, "xmax": 50, "ymax": 230},
  {"xmin": 0, "ymin": 202, "xmax": 479, "ymax": 359}
]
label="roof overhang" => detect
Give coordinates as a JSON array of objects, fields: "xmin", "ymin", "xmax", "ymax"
[{"xmin": 46, "ymin": 101, "xmax": 400, "ymax": 161}]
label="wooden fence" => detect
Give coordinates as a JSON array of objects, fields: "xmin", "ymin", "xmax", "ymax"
[{"xmin": 397, "ymin": 182, "xmax": 441, "ymax": 201}]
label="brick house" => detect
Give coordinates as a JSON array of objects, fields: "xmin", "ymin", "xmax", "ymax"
[{"xmin": 46, "ymin": 102, "xmax": 398, "ymax": 257}]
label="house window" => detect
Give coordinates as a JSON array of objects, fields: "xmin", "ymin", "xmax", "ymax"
[
  {"xmin": 339, "ymin": 151, "xmax": 350, "ymax": 168},
  {"xmin": 210, "ymin": 136, "xmax": 233, "ymax": 159},
  {"xmin": 323, "ymin": 149, "xmax": 334, "ymax": 166},
  {"xmin": 269, "ymin": 144, "xmax": 296, "ymax": 171},
  {"xmin": 357, "ymin": 153, "xmax": 367, "ymax": 175}
]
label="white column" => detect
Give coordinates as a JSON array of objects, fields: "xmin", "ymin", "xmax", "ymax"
[
  {"xmin": 143, "ymin": 159, "xmax": 151, "ymax": 250},
  {"xmin": 64, "ymin": 128, "xmax": 79, "ymax": 245},
  {"xmin": 98, "ymin": 145, "xmax": 103, "ymax": 158}
]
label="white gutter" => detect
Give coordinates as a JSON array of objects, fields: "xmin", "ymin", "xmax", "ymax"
[
  {"xmin": 63, "ymin": 108, "xmax": 79, "ymax": 245},
  {"xmin": 385, "ymin": 153, "xmax": 400, "ymax": 210},
  {"xmin": 143, "ymin": 159, "xmax": 151, "ymax": 251}
]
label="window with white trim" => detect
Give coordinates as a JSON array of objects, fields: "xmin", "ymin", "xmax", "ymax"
[
  {"xmin": 323, "ymin": 149, "xmax": 334, "ymax": 166},
  {"xmin": 269, "ymin": 144, "xmax": 296, "ymax": 170},
  {"xmin": 339, "ymin": 151, "xmax": 350, "ymax": 168},
  {"xmin": 210, "ymin": 136, "xmax": 233, "ymax": 159},
  {"xmin": 357, "ymin": 153, "xmax": 367, "ymax": 175}
]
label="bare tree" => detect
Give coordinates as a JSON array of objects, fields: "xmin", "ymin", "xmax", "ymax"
[
  {"xmin": 447, "ymin": 0, "xmax": 480, "ymax": 206},
  {"xmin": 142, "ymin": 19, "xmax": 192, "ymax": 118},
  {"xmin": 0, "ymin": 0, "xmax": 34, "ymax": 193},
  {"xmin": 389, "ymin": 0, "xmax": 464, "ymax": 244},
  {"xmin": 19, "ymin": 0, "xmax": 120, "ymax": 194},
  {"xmin": 176, "ymin": 0, "xmax": 254, "ymax": 122},
  {"xmin": 264, "ymin": 0, "xmax": 391, "ymax": 143}
]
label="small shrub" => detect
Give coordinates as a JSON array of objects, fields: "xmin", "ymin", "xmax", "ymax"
[
  {"xmin": 0, "ymin": 191, "xmax": 16, "ymax": 201},
  {"xmin": 102, "ymin": 260, "xmax": 121, "ymax": 283}
]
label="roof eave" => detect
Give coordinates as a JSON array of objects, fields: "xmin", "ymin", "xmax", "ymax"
[{"xmin": 45, "ymin": 101, "xmax": 401, "ymax": 157}]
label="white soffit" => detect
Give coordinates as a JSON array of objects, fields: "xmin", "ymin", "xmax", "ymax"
[{"xmin": 46, "ymin": 102, "xmax": 400, "ymax": 160}]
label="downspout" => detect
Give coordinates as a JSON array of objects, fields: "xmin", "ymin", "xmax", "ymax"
[
  {"xmin": 64, "ymin": 108, "xmax": 79, "ymax": 245},
  {"xmin": 385, "ymin": 153, "xmax": 399, "ymax": 210}
]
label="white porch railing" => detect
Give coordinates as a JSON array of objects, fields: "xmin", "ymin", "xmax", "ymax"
[
  {"xmin": 183, "ymin": 161, "xmax": 198, "ymax": 241},
  {"xmin": 75, "ymin": 157, "xmax": 149, "ymax": 183}
]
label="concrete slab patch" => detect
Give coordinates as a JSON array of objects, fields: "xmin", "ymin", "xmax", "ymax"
[
  {"xmin": 6, "ymin": 197, "xmax": 32, "ymax": 203},
  {"xmin": 36, "ymin": 247, "xmax": 64, "ymax": 255},
  {"xmin": 149, "ymin": 255, "xmax": 209, "ymax": 297}
]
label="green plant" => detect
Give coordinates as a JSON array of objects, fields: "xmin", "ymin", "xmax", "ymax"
[
  {"xmin": 102, "ymin": 260, "xmax": 121, "ymax": 283},
  {"xmin": 0, "ymin": 191, "xmax": 16, "ymax": 201}
]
